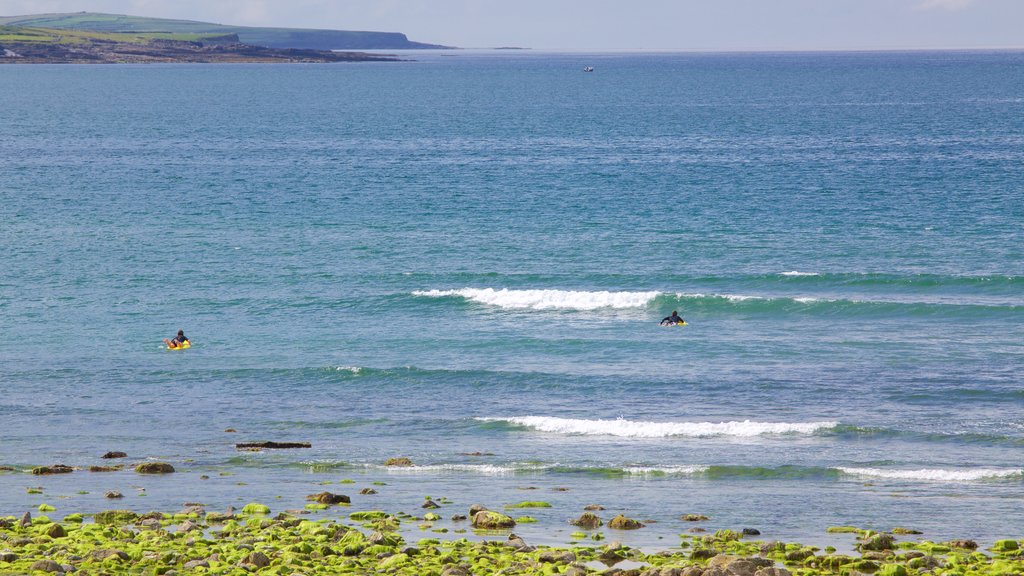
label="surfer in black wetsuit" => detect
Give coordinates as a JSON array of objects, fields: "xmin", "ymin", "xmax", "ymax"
[
  {"xmin": 164, "ymin": 330, "xmax": 189, "ymax": 348},
  {"xmin": 660, "ymin": 311, "xmax": 685, "ymax": 326}
]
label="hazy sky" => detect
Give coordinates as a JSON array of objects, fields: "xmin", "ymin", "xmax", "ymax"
[{"xmin": 1, "ymin": 0, "xmax": 1021, "ymax": 50}]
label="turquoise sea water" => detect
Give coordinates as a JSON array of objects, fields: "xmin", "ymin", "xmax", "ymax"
[{"xmin": 1, "ymin": 50, "xmax": 1022, "ymax": 547}]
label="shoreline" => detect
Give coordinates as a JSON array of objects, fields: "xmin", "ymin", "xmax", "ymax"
[{"xmin": 1, "ymin": 497, "xmax": 1019, "ymax": 575}]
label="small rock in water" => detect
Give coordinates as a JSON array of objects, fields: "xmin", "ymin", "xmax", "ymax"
[
  {"xmin": 570, "ymin": 512, "xmax": 603, "ymax": 529},
  {"xmin": 681, "ymin": 514, "xmax": 710, "ymax": 521},
  {"xmin": 384, "ymin": 457, "xmax": 413, "ymax": 467},
  {"xmin": 135, "ymin": 462, "xmax": 175, "ymax": 474},
  {"xmin": 235, "ymin": 441, "xmax": 310, "ymax": 449},
  {"xmin": 743, "ymin": 528, "xmax": 761, "ymax": 536},
  {"xmin": 307, "ymin": 492, "xmax": 350, "ymax": 505},
  {"xmin": 359, "ymin": 488, "xmax": 378, "ymax": 495},
  {"xmin": 101, "ymin": 451, "xmax": 127, "ymax": 459},
  {"xmin": 31, "ymin": 464, "xmax": 73, "ymax": 475},
  {"xmin": 422, "ymin": 499, "xmax": 440, "ymax": 509},
  {"xmin": 584, "ymin": 504, "xmax": 605, "ymax": 511},
  {"xmin": 607, "ymin": 514, "xmax": 645, "ymax": 530}
]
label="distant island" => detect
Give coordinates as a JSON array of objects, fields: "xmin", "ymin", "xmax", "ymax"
[{"xmin": 0, "ymin": 12, "xmax": 451, "ymax": 64}]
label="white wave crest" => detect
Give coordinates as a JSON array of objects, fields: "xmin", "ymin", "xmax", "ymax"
[
  {"xmin": 838, "ymin": 467, "xmax": 1023, "ymax": 482},
  {"xmin": 781, "ymin": 271, "xmax": 820, "ymax": 277},
  {"xmin": 413, "ymin": 288, "xmax": 660, "ymax": 310},
  {"xmin": 373, "ymin": 463, "xmax": 541, "ymax": 475},
  {"xmin": 332, "ymin": 366, "xmax": 363, "ymax": 374},
  {"xmin": 623, "ymin": 465, "xmax": 709, "ymax": 475},
  {"xmin": 478, "ymin": 416, "xmax": 838, "ymax": 438}
]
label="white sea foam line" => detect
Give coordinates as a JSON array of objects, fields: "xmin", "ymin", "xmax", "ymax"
[
  {"xmin": 781, "ymin": 271, "xmax": 820, "ymax": 277},
  {"xmin": 478, "ymin": 416, "xmax": 838, "ymax": 438},
  {"xmin": 369, "ymin": 463, "xmax": 544, "ymax": 475},
  {"xmin": 413, "ymin": 288, "xmax": 660, "ymax": 310},
  {"xmin": 838, "ymin": 467, "xmax": 1023, "ymax": 482},
  {"xmin": 623, "ymin": 465, "xmax": 709, "ymax": 475}
]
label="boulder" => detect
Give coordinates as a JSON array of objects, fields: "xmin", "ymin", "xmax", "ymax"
[
  {"xmin": 860, "ymin": 533, "xmax": 896, "ymax": 551},
  {"xmin": 608, "ymin": 514, "xmax": 645, "ymax": 530},
  {"xmin": 18, "ymin": 512, "xmax": 31, "ymax": 528},
  {"xmin": 539, "ymin": 550, "xmax": 576, "ymax": 564},
  {"xmin": 0, "ymin": 552, "xmax": 17, "ymax": 562},
  {"xmin": 471, "ymin": 510, "xmax": 516, "ymax": 529},
  {"xmin": 105, "ymin": 491, "xmax": 123, "ymax": 499},
  {"xmin": 384, "ymin": 457, "xmax": 413, "ymax": 467},
  {"xmin": 570, "ymin": 512, "xmax": 603, "ymax": 529},
  {"xmin": 135, "ymin": 462, "xmax": 175, "ymax": 474},
  {"xmin": 422, "ymin": 499, "xmax": 440, "ymax": 509},
  {"xmin": 742, "ymin": 528, "xmax": 761, "ymax": 536},
  {"xmin": 101, "ymin": 451, "xmax": 127, "ymax": 459},
  {"xmin": 89, "ymin": 549, "xmax": 129, "ymax": 561},
  {"xmin": 948, "ymin": 539, "xmax": 978, "ymax": 549},
  {"xmin": 468, "ymin": 504, "xmax": 488, "ymax": 517},
  {"xmin": 360, "ymin": 488, "xmax": 378, "ymax": 495},
  {"xmin": 244, "ymin": 551, "xmax": 271, "ymax": 568},
  {"xmin": 183, "ymin": 559, "xmax": 209, "ymax": 570},
  {"xmin": 681, "ymin": 514, "xmax": 710, "ymax": 521},
  {"xmin": 45, "ymin": 524, "xmax": 66, "ymax": 538},
  {"xmin": 29, "ymin": 559, "xmax": 63, "ymax": 573},
  {"xmin": 31, "ymin": 465, "xmax": 73, "ymax": 475},
  {"xmin": 584, "ymin": 504, "xmax": 605, "ymax": 511},
  {"xmin": 307, "ymin": 492, "xmax": 350, "ymax": 505}
]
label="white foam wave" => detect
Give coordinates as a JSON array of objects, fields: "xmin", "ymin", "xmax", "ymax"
[
  {"xmin": 838, "ymin": 467, "xmax": 1023, "ymax": 482},
  {"xmin": 413, "ymin": 288, "xmax": 660, "ymax": 310},
  {"xmin": 623, "ymin": 465, "xmax": 709, "ymax": 475},
  {"xmin": 781, "ymin": 271, "xmax": 820, "ymax": 277},
  {"xmin": 478, "ymin": 416, "xmax": 838, "ymax": 438},
  {"xmin": 332, "ymin": 366, "xmax": 363, "ymax": 374},
  {"xmin": 373, "ymin": 463, "xmax": 541, "ymax": 475}
]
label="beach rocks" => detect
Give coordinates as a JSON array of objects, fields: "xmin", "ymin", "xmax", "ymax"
[
  {"xmin": 948, "ymin": 539, "xmax": 978, "ymax": 549},
  {"xmin": 94, "ymin": 510, "xmax": 139, "ymax": 525},
  {"xmin": 422, "ymin": 499, "xmax": 440, "ymax": 509},
  {"xmin": 31, "ymin": 465, "xmax": 73, "ymax": 475},
  {"xmin": 89, "ymin": 465, "xmax": 121, "ymax": 472},
  {"xmin": 385, "ymin": 457, "xmax": 413, "ymax": 467},
  {"xmin": 44, "ymin": 524, "xmax": 66, "ymax": 538},
  {"xmin": 90, "ymin": 549, "xmax": 129, "ymax": 561},
  {"xmin": 18, "ymin": 512, "xmax": 31, "ymax": 528},
  {"xmin": 539, "ymin": 550, "xmax": 576, "ymax": 563},
  {"xmin": 584, "ymin": 504, "xmax": 606, "ymax": 511},
  {"xmin": 235, "ymin": 441, "xmax": 311, "ymax": 449},
  {"xmin": 891, "ymin": 527, "xmax": 922, "ymax": 535},
  {"xmin": 742, "ymin": 528, "xmax": 761, "ymax": 536},
  {"xmin": 754, "ymin": 569, "xmax": 792, "ymax": 576},
  {"xmin": 101, "ymin": 451, "xmax": 127, "ymax": 459},
  {"xmin": 105, "ymin": 491, "xmax": 123, "ymax": 499},
  {"xmin": 307, "ymin": 492, "xmax": 351, "ymax": 505},
  {"xmin": 571, "ymin": 512, "xmax": 603, "ymax": 529},
  {"xmin": 29, "ymin": 559, "xmax": 63, "ymax": 573},
  {"xmin": 682, "ymin": 514, "xmax": 710, "ymax": 521},
  {"xmin": 244, "ymin": 551, "xmax": 271, "ymax": 568},
  {"xmin": 135, "ymin": 462, "xmax": 175, "ymax": 474},
  {"xmin": 471, "ymin": 510, "xmax": 516, "ymax": 529},
  {"xmin": 608, "ymin": 514, "xmax": 645, "ymax": 530},
  {"xmin": 183, "ymin": 559, "xmax": 210, "ymax": 570},
  {"xmin": 360, "ymin": 488, "xmax": 378, "ymax": 495},
  {"xmin": 860, "ymin": 533, "xmax": 896, "ymax": 551},
  {"xmin": 506, "ymin": 533, "xmax": 534, "ymax": 552},
  {"xmin": 0, "ymin": 552, "xmax": 17, "ymax": 562}
]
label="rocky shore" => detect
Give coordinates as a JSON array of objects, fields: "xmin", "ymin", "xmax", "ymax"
[
  {"xmin": 1, "ymin": 497, "xmax": 1020, "ymax": 575},
  {"xmin": 0, "ymin": 36, "xmax": 397, "ymax": 64}
]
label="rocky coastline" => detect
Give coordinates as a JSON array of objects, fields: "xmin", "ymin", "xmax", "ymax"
[{"xmin": 0, "ymin": 36, "xmax": 397, "ymax": 64}]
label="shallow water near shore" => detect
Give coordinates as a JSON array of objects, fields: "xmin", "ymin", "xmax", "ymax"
[{"xmin": 1, "ymin": 50, "xmax": 1022, "ymax": 549}]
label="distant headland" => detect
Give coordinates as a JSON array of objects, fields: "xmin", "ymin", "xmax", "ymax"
[{"xmin": 0, "ymin": 12, "xmax": 452, "ymax": 64}]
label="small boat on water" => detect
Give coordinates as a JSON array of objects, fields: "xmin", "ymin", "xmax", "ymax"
[{"xmin": 583, "ymin": 66, "xmax": 594, "ymax": 72}]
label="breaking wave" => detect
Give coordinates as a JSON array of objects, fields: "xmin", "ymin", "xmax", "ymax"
[{"xmin": 477, "ymin": 416, "xmax": 839, "ymax": 438}]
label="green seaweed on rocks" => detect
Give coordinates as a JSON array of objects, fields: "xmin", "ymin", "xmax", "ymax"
[{"xmin": 505, "ymin": 501, "xmax": 553, "ymax": 509}]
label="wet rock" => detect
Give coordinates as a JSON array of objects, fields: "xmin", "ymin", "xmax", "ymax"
[
  {"xmin": 32, "ymin": 465, "xmax": 73, "ymax": 475},
  {"xmin": 863, "ymin": 551, "xmax": 891, "ymax": 561},
  {"xmin": 459, "ymin": 452, "xmax": 494, "ymax": 456},
  {"xmin": 584, "ymin": 504, "xmax": 606, "ymax": 511},
  {"xmin": 183, "ymin": 559, "xmax": 210, "ymax": 570},
  {"xmin": 89, "ymin": 465, "xmax": 121, "ymax": 472},
  {"xmin": 688, "ymin": 527, "xmax": 707, "ymax": 533},
  {"xmin": 754, "ymin": 569, "xmax": 792, "ymax": 576},
  {"xmin": 422, "ymin": 499, "xmax": 440, "ymax": 509},
  {"xmin": 360, "ymin": 488, "xmax": 378, "ymax": 495},
  {"xmin": 224, "ymin": 428, "xmax": 237, "ymax": 433},
  {"xmin": 89, "ymin": 549, "xmax": 128, "ymax": 561},
  {"xmin": 468, "ymin": 504, "xmax": 488, "ymax": 517},
  {"xmin": 18, "ymin": 512, "xmax": 31, "ymax": 527},
  {"xmin": 539, "ymin": 550, "xmax": 577, "ymax": 563},
  {"xmin": 742, "ymin": 528, "xmax": 761, "ymax": 536},
  {"xmin": 608, "ymin": 514, "xmax": 645, "ymax": 530},
  {"xmin": 45, "ymin": 524, "xmax": 66, "ymax": 538},
  {"xmin": 244, "ymin": 551, "xmax": 271, "ymax": 568},
  {"xmin": 784, "ymin": 549, "xmax": 814, "ymax": 562},
  {"xmin": 565, "ymin": 567, "xmax": 589, "ymax": 576},
  {"xmin": 105, "ymin": 491, "xmax": 123, "ymax": 499},
  {"xmin": 307, "ymin": 492, "xmax": 350, "ymax": 505},
  {"xmin": 177, "ymin": 520, "xmax": 201, "ymax": 532},
  {"xmin": 451, "ymin": 514, "xmax": 467, "ymax": 521},
  {"xmin": 30, "ymin": 559, "xmax": 64, "ymax": 572},
  {"xmin": 236, "ymin": 441, "xmax": 310, "ymax": 449},
  {"xmin": 860, "ymin": 533, "xmax": 896, "ymax": 551},
  {"xmin": 681, "ymin": 514, "xmax": 710, "ymax": 521},
  {"xmin": 135, "ymin": 462, "xmax": 175, "ymax": 474},
  {"xmin": 384, "ymin": 457, "xmax": 413, "ymax": 467},
  {"xmin": 571, "ymin": 512, "xmax": 603, "ymax": 529},
  {"xmin": 101, "ymin": 451, "xmax": 127, "ymax": 459},
  {"xmin": 140, "ymin": 518, "xmax": 162, "ymax": 529},
  {"xmin": 471, "ymin": 510, "xmax": 516, "ymax": 529},
  {"xmin": 948, "ymin": 539, "xmax": 978, "ymax": 549},
  {"xmin": 506, "ymin": 533, "xmax": 534, "ymax": 552},
  {"xmin": 891, "ymin": 527, "xmax": 922, "ymax": 535},
  {"xmin": 0, "ymin": 552, "xmax": 17, "ymax": 562}
]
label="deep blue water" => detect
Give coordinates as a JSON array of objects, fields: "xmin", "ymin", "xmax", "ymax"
[{"xmin": 1, "ymin": 50, "xmax": 1022, "ymax": 548}]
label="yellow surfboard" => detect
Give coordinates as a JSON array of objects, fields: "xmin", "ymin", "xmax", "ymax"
[{"xmin": 167, "ymin": 341, "xmax": 191, "ymax": 350}]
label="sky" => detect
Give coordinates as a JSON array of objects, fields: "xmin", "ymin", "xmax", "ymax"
[{"xmin": 1, "ymin": 0, "xmax": 1022, "ymax": 51}]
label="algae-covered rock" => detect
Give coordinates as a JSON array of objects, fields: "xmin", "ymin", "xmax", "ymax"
[
  {"xmin": 682, "ymin": 514, "xmax": 710, "ymax": 522},
  {"xmin": 505, "ymin": 501, "xmax": 552, "ymax": 509},
  {"xmin": 244, "ymin": 551, "xmax": 271, "ymax": 568},
  {"xmin": 608, "ymin": 514, "xmax": 644, "ymax": 530},
  {"xmin": 101, "ymin": 451, "xmax": 127, "ymax": 459},
  {"xmin": 135, "ymin": 462, "xmax": 175, "ymax": 474},
  {"xmin": 892, "ymin": 527, "xmax": 922, "ymax": 535},
  {"xmin": 105, "ymin": 491, "xmax": 123, "ymax": 499},
  {"xmin": 826, "ymin": 526, "xmax": 859, "ymax": 533},
  {"xmin": 31, "ymin": 465, "xmax": 73, "ymax": 475},
  {"xmin": 94, "ymin": 510, "xmax": 139, "ymax": 525},
  {"xmin": 307, "ymin": 492, "xmax": 350, "ymax": 505},
  {"xmin": 860, "ymin": 533, "xmax": 896, "ymax": 551},
  {"xmin": 350, "ymin": 510, "xmax": 388, "ymax": 521},
  {"xmin": 571, "ymin": 512, "xmax": 603, "ymax": 529},
  {"xmin": 992, "ymin": 539, "xmax": 1020, "ymax": 553},
  {"xmin": 471, "ymin": 510, "xmax": 516, "ymax": 529},
  {"xmin": 360, "ymin": 488, "xmax": 378, "ymax": 495},
  {"xmin": 584, "ymin": 504, "xmax": 605, "ymax": 511},
  {"xmin": 44, "ymin": 523, "xmax": 66, "ymax": 538},
  {"xmin": 90, "ymin": 549, "xmax": 129, "ymax": 561},
  {"xmin": 876, "ymin": 564, "xmax": 908, "ymax": 576},
  {"xmin": 29, "ymin": 559, "xmax": 63, "ymax": 572},
  {"xmin": 241, "ymin": 502, "xmax": 271, "ymax": 515},
  {"xmin": 422, "ymin": 498, "xmax": 440, "ymax": 509},
  {"xmin": 37, "ymin": 503, "xmax": 56, "ymax": 512},
  {"xmin": 385, "ymin": 457, "xmax": 414, "ymax": 467},
  {"xmin": 754, "ymin": 569, "xmax": 792, "ymax": 576},
  {"xmin": 948, "ymin": 539, "xmax": 978, "ymax": 549}
]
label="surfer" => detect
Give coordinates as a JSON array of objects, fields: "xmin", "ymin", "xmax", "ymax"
[
  {"xmin": 164, "ymin": 330, "xmax": 190, "ymax": 349},
  {"xmin": 660, "ymin": 311, "xmax": 686, "ymax": 326}
]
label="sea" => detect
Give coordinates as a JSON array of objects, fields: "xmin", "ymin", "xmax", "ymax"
[{"xmin": 1, "ymin": 50, "xmax": 1022, "ymax": 549}]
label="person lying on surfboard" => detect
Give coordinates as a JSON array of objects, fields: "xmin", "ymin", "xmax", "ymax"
[
  {"xmin": 164, "ymin": 330, "xmax": 190, "ymax": 349},
  {"xmin": 660, "ymin": 311, "xmax": 686, "ymax": 326}
]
